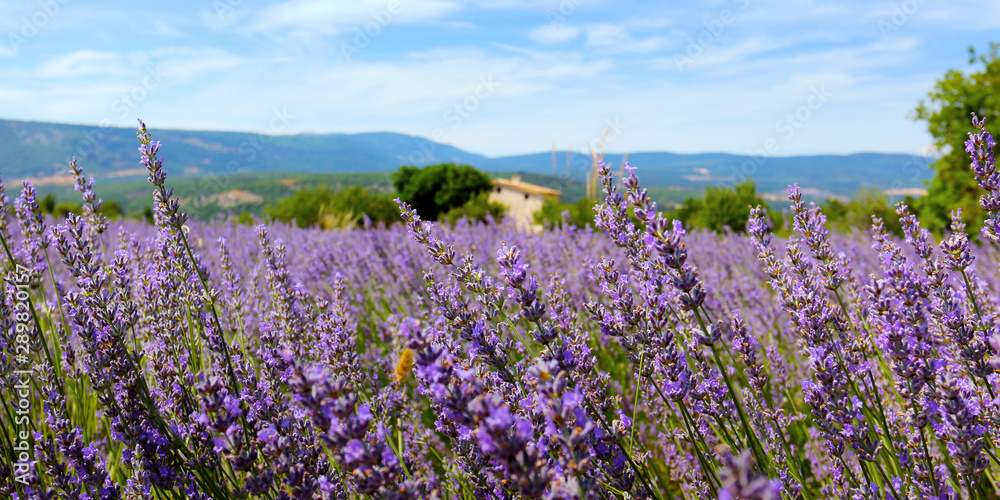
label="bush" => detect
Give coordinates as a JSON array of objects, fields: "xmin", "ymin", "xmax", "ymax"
[
  {"xmin": 266, "ymin": 187, "xmax": 334, "ymax": 228},
  {"xmin": 268, "ymin": 186, "xmax": 399, "ymax": 229},
  {"xmin": 324, "ymin": 186, "xmax": 399, "ymax": 227},
  {"xmin": 821, "ymin": 188, "xmax": 905, "ymax": 236},
  {"xmin": 533, "ymin": 197, "xmax": 597, "ymax": 229},
  {"xmin": 439, "ymin": 191, "xmax": 506, "ymax": 226},
  {"xmin": 38, "ymin": 195, "xmax": 123, "ymax": 220},
  {"xmin": 392, "ymin": 163, "xmax": 492, "ymax": 221},
  {"xmin": 672, "ymin": 180, "xmax": 780, "ymax": 233}
]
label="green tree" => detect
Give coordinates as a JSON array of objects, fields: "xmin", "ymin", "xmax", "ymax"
[
  {"xmin": 40, "ymin": 193, "xmax": 57, "ymax": 214},
  {"xmin": 266, "ymin": 187, "xmax": 334, "ymax": 228},
  {"xmin": 440, "ymin": 192, "xmax": 507, "ymax": 226},
  {"xmin": 139, "ymin": 206, "xmax": 155, "ymax": 224},
  {"xmin": 822, "ymin": 188, "xmax": 903, "ymax": 236},
  {"xmin": 322, "ymin": 186, "xmax": 399, "ymax": 228},
  {"xmin": 236, "ymin": 212, "xmax": 256, "ymax": 226},
  {"xmin": 100, "ymin": 199, "xmax": 124, "ymax": 220},
  {"xmin": 268, "ymin": 186, "xmax": 399, "ymax": 229},
  {"xmin": 673, "ymin": 180, "xmax": 778, "ymax": 233},
  {"xmin": 915, "ymin": 42, "xmax": 1000, "ymax": 233},
  {"xmin": 53, "ymin": 202, "xmax": 81, "ymax": 219},
  {"xmin": 533, "ymin": 198, "xmax": 597, "ymax": 229},
  {"xmin": 391, "ymin": 163, "xmax": 492, "ymax": 221}
]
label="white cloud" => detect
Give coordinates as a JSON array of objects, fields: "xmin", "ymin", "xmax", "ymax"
[
  {"xmin": 150, "ymin": 48, "xmax": 246, "ymax": 81},
  {"xmin": 528, "ymin": 23, "xmax": 581, "ymax": 44},
  {"xmin": 649, "ymin": 34, "xmax": 921, "ymax": 80},
  {"xmin": 199, "ymin": 7, "xmax": 251, "ymax": 30},
  {"xmin": 584, "ymin": 23, "xmax": 668, "ymax": 53},
  {"xmin": 28, "ymin": 47, "xmax": 245, "ymax": 86},
  {"xmin": 35, "ymin": 51, "xmax": 127, "ymax": 78},
  {"xmin": 245, "ymin": 0, "xmax": 461, "ymax": 34},
  {"xmin": 152, "ymin": 21, "xmax": 184, "ymax": 37},
  {"xmin": 648, "ymin": 36, "xmax": 789, "ymax": 72}
]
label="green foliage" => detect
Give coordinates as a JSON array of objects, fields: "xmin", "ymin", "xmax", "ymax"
[
  {"xmin": 266, "ymin": 187, "xmax": 334, "ymax": 228},
  {"xmin": 53, "ymin": 202, "xmax": 81, "ymax": 219},
  {"xmin": 533, "ymin": 197, "xmax": 597, "ymax": 229},
  {"xmin": 672, "ymin": 180, "xmax": 779, "ymax": 233},
  {"xmin": 100, "ymin": 200, "xmax": 124, "ymax": 219},
  {"xmin": 38, "ymin": 194, "xmax": 123, "ymax": 220},
  {"xmin": 267, "ymin": 186, "xmax": 399, "ymax": 229},
  {"xmin": 440, "ymin": 192, "xmax": 506, "ymax": 226},
  {"xmin": 915, "ymin": 42, "xmax": 1000, "ymax": 233},
  {"xmin": 236, "ymin": 212, "xmax": 256, "ymax": 226},
  {"xmin": 392, "ymin": 163, "xmax": 492, "ymax": 221},
  {"xmin": 821, "ymin": 188, "xmax": 904, "ymax": 236},
  {"xmin": 322, "ymin": 186, "xmax": 399, "ymax": 228},
  {"xmin": 40, "ymin": 193, "xmax": 57, "ymax": 214}
]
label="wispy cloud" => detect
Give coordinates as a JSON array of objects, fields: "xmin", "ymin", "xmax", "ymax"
[
  {"xmin": 244, "ymin": 0, "xmax": 461, "ymax": 34},
  {"xmin": 35, "ymin": 51, "xmax": 128, "ymax": 78},
  {"xmin": 0, "ymin": 0, "xmax": 994, "ymax": 157},
  {"xmin": 584, "ymin": 23, "xmax": 669, "ymax": 53},
  {"xmin": 152, "ymin": 21, "xmax": 185, "ymax": 37},
  {"xmin": 528, "ymin": 23, "xmax": 581, "ymax": 44}
]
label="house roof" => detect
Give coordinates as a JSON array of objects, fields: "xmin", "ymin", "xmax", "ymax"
[{"xmin": 491, "ymin": 176, "xmax": 562, "ymax": 197}]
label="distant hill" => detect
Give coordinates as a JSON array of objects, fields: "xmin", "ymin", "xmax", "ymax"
[{"xmin": 0, "ymin": 118, "xmax": 934, "ymax": 201}]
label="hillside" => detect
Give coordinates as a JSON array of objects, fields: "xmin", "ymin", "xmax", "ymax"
[{"xmin": 1, "ymin": 118, "xmax": 934, "ymax": 203}]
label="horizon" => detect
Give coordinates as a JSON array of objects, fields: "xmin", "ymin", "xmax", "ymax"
[{"xmin": 1, "ymin": 1, "xmax": 996, "ymax": 158}]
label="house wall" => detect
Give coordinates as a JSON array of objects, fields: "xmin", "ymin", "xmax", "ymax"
[{"xmin": 488, "ymin": 185, "xmax": 547, "ymax": 230}]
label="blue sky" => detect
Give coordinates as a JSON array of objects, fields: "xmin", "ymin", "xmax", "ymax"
[{"xmin": 0, "ymin": 0, "xmax": 996, "ymax": 157}]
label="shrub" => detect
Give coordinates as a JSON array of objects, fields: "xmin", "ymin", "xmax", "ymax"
[
  {"xmin": 267, "ymin": 186, "xmax": 398, "ymax": 228},
  {"xmin": 439, "ymin": 191, "xmax": 506, "ymax": 225},
  {"xmin": 391, "ymin": 163, "xmax": 492, "ymax": 221},
  {"xmin": 533, "ymin": 197, "xmax": 597, "ymax": 228},
  {"xmin": 672, "ymin": 180, "xmax": 780, "ymax": 233},
  {"xmin": 266, "ymin": 187, "xmax": 333, "ymax": 228}
]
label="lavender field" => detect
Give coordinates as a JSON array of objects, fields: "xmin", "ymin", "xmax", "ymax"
[{"xmin": 0, "ymin": 117, "xmax": 999, "ymax": 500}]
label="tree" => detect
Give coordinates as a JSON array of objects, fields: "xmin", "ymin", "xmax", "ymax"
[
  {"xmin": 321, "ymin": 186, "xmax": 399, "ymax": 228},
  {"xmin": 391, "ymin": 163, "xmax": 492, "ymax": 221},
  {"xmin": 440, "ymin": 192, "xmax": 507, "ymax": 226},
  {"xmin": 673, "ymin": 180, "xmax": 779, "ymax": 233},
  {"xmin": 266, "ymin": 187, "xmax": 333, "ymax": 228},
  {"xmin": 40, "ymin": 193, "xmax": 57, "ymax": 214},
  {"xmin": 821, "ymin": 188, "xmax": 903, "ymax": 236},
  {"xmin": 53, "ymin": 202, "xmax": 81, "ymax": 219},
  {"xmin": 40, "ymin": 195, "xmax": 123, "ymax": 220},
  {"xmin": 533, "ymin": 198, "xmax": 597, "ymax": 229},
  {"xmin": 100, "ymin": 200, "xmax": 124, "ymax": 219},
  {"xmin": 267, "ymin": 186, "xmax": 399, "ymax": 229},
  {"xmin": 915, "ymin": 42, "xmax": 1000, "ymax": 233}
]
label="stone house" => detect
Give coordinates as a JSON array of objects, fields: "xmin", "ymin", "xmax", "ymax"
[{"xmin": 488, "ymin": 175, "xmax": 561, "ymax": 231}]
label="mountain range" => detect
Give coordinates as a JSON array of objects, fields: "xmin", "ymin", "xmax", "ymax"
[{"xmin": 0, "ymin": 118, "xmax": 935, "ymax": 200}]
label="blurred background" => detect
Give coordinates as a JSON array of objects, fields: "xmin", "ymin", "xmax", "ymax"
[{"xmin": 0, "ymin": 0, "xmax": 997, "ymax": 233}]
